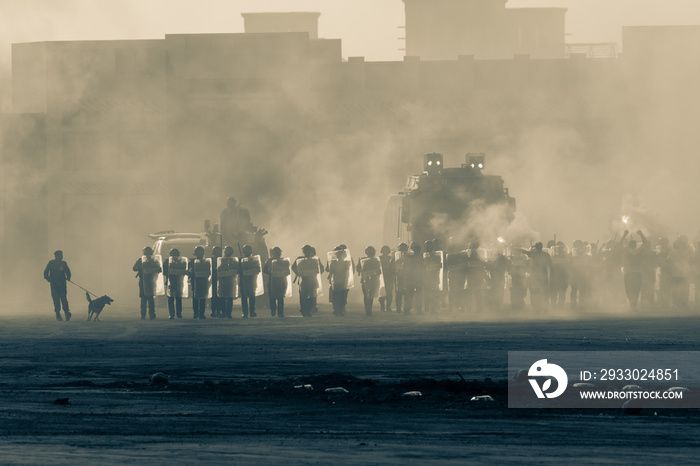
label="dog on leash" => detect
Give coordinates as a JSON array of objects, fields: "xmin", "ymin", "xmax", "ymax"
[{"xmin": 86, "ymin": 292, "xmax": 114, "ymax": 321}]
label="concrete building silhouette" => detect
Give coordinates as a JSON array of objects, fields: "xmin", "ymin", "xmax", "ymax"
[{"xmin": 403, "ymin": 0, "xmax": 566, "ymax": 60}]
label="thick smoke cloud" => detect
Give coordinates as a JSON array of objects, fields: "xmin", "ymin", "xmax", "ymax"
[{"xmin": 4, "ymin": 2, "xmax": 700, "ymax": 314}]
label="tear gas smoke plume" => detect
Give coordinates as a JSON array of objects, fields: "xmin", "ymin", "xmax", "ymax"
[{"xmin": 4, "ymin": 4, "xmax": 700, "ymax": 317}]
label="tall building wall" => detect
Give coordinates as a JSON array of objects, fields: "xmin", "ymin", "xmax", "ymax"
[
  {"xmin": 242, "ymin": 12, "xmax": 321, "ymax": 39},
  {"xmin": 403, "ymin": 0, "xmax": 565, "ymax": 60}
]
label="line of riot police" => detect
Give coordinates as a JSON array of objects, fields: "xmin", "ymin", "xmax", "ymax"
[{"xmin": 133, "ymin": 228, "xmax": 700, "ymax": 320}]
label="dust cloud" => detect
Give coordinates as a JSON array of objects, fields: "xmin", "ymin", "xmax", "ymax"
[{"xmin": 3, "ymin": 2, "xmax": 700, "ymax": 315}]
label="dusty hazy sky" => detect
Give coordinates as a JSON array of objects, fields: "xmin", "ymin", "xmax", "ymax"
[{"xmin": 3, "ymin": 0, "xmax": 700, "ymax": 69}]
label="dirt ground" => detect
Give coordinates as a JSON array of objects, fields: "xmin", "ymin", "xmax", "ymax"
[{"xmin": 1, "ymin": 302, "xmax": 699, "ymax": 465}]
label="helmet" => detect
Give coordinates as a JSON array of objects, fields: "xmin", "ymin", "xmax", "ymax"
[
  {"xmin": 224, "ymin": 245, "xmax": 234, "ymax": 257},
  {"xmin": 302, "ymin": 244, "xmax": 313, "ymax": 253},
  {"xmin": 271, "ymin": 246, "xmax": 282, "ymax": 257},
  {"xmin": 380, "ymin": 245, "xmax": 391, "ymax": 255},
  {"xmin": 226, "ymin": 196, "xmax": 237, "ymax": 207},
  {"xmin": 211, "ymin": 246, "xmax": 222, "ymax": 257},
  {"xmin": 397, "ymin": 242, "xmax": 409, "ymax": 252},
  {"xmin": 169, "ymin": 248, "xmax": 181, "ymax": 257},
  {"xmin": 365, "ymin": 245, "xmax": 376, "ymax": 257},
  {"xmin": 242, "ymin": 244, "xmax": 253, "ymax": 255},
  {"xmin": 194, "ymin": 246, "xmax": 205, "ymax": 256},
  {"xmin": 143, "ymin": 246, "xmax": 154, "ymax": 255}
]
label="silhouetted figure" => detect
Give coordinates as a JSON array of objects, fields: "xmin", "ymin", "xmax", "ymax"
[
  {"xmin": 263, "ymin": 247, "xmax": 291, "ymax": 318},
  {"xmin": 217, "ymin": 246, "xmax": 239, "ymax": 318},
  {"xmin": 487, "ymin": 250, "xmax": 508, "ymax": 311},
  {"xmin": 621, "ymin": 231, "xmax": 644, "ymax": 311},
  {"xmin": 656, "ymin": 237, "xmax": 672, "ymax": 309},
  {"xmin": 394, "ymin": 243, "xmax": 410, "ymax": 314},
  {"xmin": 569, "ymin": 240, "xmax": 592, "ymax": 309},
  {"xmin": 327, "ymin": 245, "xmax": 353, "ymax": 316},
  {"xmin": 378, "ymin": 246, "xmax": 396, "ymax": 312},
  {"xmin": 219, "ymin": 197, "xmax": 251, "ymax": 247},
  {"xmin": 189, "ymin": 245, "xmax": 211, "ymax": 319},
  {"xmin": 638, "ymin": 238, "xmax": 657, "ymax": 310},
  {"xmin": 669, "ymin": 235, "xmax": 693, "ymax": 309},
  {"xmin": 405, "ymin": 242, "xmax": 426, "ymax": 314},
  {"xmin": 422, "ymin": 240, "xmax": 443, "ymax": 314},
  {"xmin": 239, "ymin": 244, "xmax": 261, "ymax": 318},
  {"xmin": 507, "ymin": 248, "xmax": 528, "ymax": 311},
  {"xmin": 163, "ymin": 248, "xmax": 187, "ymax": 319},
  {"xmin": 520, "ymin": 242, "xmax": 551, "ymax": 310},
  {"xmin": 548, "ymin": 242, "xmax": 570, "ymax": 307},
  {"xmin": 465, "ymin": 242, "xmax": 487, "ymax": 314},
  {"xmin": 445, "ymin": 251, "xmax": 467, "ymax": 313},
  {"xmin": 599, "ymin": 233, "xmax": 627, "ymax": 307},
  {"xmin": 44, "ymin": 250, "xmax": 72, "ymax": 321},
  {"xmin": 357, "ymin": 246, "xmax": 383, "ymax": 316},
  {"xmin": 133, "ymin": 246, "xmax": 162, "ymax": 320},
  {"xmin": 292, "ymin": 245, "xmax": 324, "ymax": 317},
  {"xmin": 209, "ymin": 246, "xmax": 222, "ymax": 317}
]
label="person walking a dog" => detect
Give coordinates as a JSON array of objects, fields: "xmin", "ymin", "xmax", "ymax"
[
  {"xmin": 44, "ymin": 250, "xmax": 72, "ymax": 321},
  {"xmin": 133, "ymin": 246, "xmax": 162, "ymax": 320}
]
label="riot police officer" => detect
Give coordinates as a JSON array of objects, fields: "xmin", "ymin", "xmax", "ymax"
[
  {"xmin": 357, "ymin": 246, "xmax": 383, "ymax": 316},
  {"xmin": 133, "ymin": 246, "xmax": 162, "ymax": 320},
  {"xmin": 465, "ymin": 242, "xmax": 487, "ymax": 313},
  {"xmin": 394, "ymin": 243, "xmax": 410, "ymax": 314},
  {"xmin": 487, "ymin": 250, "xmax": 508, "ymax": 312},
  {"xmin": 239, "ymin": 244, "xmax": 261, "ymax": 318},
  {"xmin": 422, "ymin": 240, "xmax": 443, "ymax": 314},
  {"xmin": 520, "ymin": 242, "xmax": 551, "ymax": 310},
  {"xmin": 263, "ymin": 246, "xmax": 291, "ymax": 318},
  {"xmin": 163, "ymin": 248, "xmax": 187, "ymax": 319},
  {"xmin": 378, "ymin": 245, "xmax": 396, "ymax": 312},
  {"xmin": 189, "ymin": 245, "xmax": 211, "ymax": 319},
  {"xmin": 209, "ymin": 246, "xmax": 222, "ymax": 317},
  {"xmin": 327, "ymin": 245, "xmax": 353, "ymax": 316},
  {"xmin": 217, "ymin": 245, "xmax": 239, "ymax": 318},
  {"xmin": 404, "ymin": 242, "xmax": 425, "ymax": 314},
  {"xmin": 445, "ymin": 250, "xmax": 467, "ymax": 313},
  {"xmin": 292, "ymin": 245, "xmax": 324, "ymax": 317}
]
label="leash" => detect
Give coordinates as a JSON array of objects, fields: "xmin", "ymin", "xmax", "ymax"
[{"xmin": 68, "ymin": 280, "xmax": 100, "ymax": 298}]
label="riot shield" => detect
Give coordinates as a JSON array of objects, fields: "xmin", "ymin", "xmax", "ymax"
[
  {"xmin": 423, "ymin": 250, "xmax": 445, "ymax": 292},
  {"xmin": 217, "ymin": 256, "xmax": 239, "ymax": 299},
  {"xmin": 571, "ymin": 244, "xmax": 592, "ymax": 257},
  {"xmin": 327, "ymin": 249, "xmax": 355, "ymax": 290},
  {"xmin": 270, "ymin": 257, "xmax": 293, "ymax": 298},
  {"xmin": 191, "ymin": 258, "xmax": 212, "ymax": 299},
  {"xmin": 167, "ymin": 256, "xmax": 189, "ymax": 298},
  {"xmin": 294, "ymin": 256, "xmax": 323, "ymax": 297},
  {"xmin": 241, "ymin": 254, "xmax": 264, "ymax": 297},
  {"xmin": 360, "ymin": 257, "xmax": 385, "ymax": 299},
  {"xmin": 141, "ymin": 254, "xmax": 164, "ymax": 297}
]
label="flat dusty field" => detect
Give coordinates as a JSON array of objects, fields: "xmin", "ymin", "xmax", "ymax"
[{"xmin": 1, "ymin": 303, "xmax": 699, "ymax": 465}]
